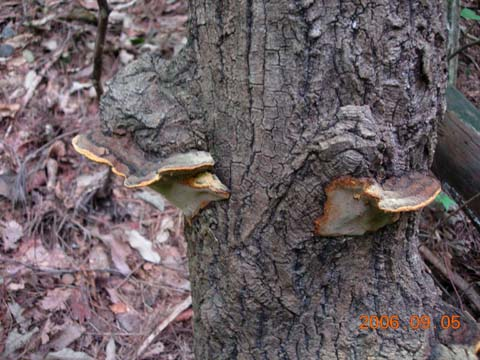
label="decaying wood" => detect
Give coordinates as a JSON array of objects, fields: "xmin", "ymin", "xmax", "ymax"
[
  {"xmin": 445, "ymin": 86, "xmax": 480, "ymax": 131},
  {"xmin": 433, "ymin": 87, "xmax": 480, "ymax": 223}
]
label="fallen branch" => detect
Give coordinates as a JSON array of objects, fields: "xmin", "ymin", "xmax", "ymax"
[
  {"xmin": 92, "ymin": 0, "xmax": 111, "ymax": 99},
  {"xmin": 135, "ymin": 296, "xmax": 192, "ymax": 359},
  {"xmin": 433, "ymin": 88, "xmax": 480, "ymax": 229},
  {"xmin": 419, "ymin": 245, "xmax": 480, "ymax": 313}
]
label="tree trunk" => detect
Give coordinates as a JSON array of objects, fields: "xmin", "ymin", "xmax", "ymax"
[{"xmin": 99, "ymin": 0, "xmax": 480, "ymax": 358}]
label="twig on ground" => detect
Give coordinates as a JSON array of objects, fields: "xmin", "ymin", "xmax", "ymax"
[
  {"xmin": 448, "ymin": 38, "xmax": 480, "ymax": 61},
  {"xmin": 419, "ymin": 245, "xmax": 480, "ymax": 313},
  {"xmin": 0, "ymin": 256, "xmax": 123, "ymax": 277},
  {"xmin": 113, "ymin": 0, "xmax": 137, "ymax": 11},
  {"xmin": 113, "ymin": 262, "xmax": 144, "ymax": 291},
  {"xmin": 135, "ymin": 296, "xmax": 192, "ymax": 359},
  {"xmin": 464, "ymin": 32, "xmax": 480, "ymax": 42},
  {"xmin": 432, "ymin": 192, "xmax": 480, "ymax": 236},
  {"xmin": 23, "ymin": 130, "xmax": 79, "ymax": 164},
  {"xmin": 462, "ymin": 52, "xmax": 480, "ymax": 73},
  {"xmin": 93, "ymin": 0, "xmax": 111, "ymax": 99}
]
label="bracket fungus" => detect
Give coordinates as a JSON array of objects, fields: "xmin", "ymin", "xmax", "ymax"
[
  {"xmin": 72, "ymin": 130, "xmax": 229, "ymax": 220},
  {"xmin": 314, "ymin": 173, "xmax": 441, "ymax": 236},
  {"xmin": 149, "ymin": 172, "xmax": 229, "ymax": 219}
]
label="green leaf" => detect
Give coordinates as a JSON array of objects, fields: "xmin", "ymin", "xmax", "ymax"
[
  {"xmin": 461, "ymin": 8, "xmax": 480, "ymax": 21},
  {"xmin": 130, "ymin": 37, "xmax": 145, "ymax": 46},
  {"xmin": 434, "ymin": 192, "xmax": 456, "ymax": 211}
]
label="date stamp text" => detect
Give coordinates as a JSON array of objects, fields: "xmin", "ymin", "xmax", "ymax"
[{"xmin": 359, "ymin": 315, "xmax": 461, "ymax": 331}]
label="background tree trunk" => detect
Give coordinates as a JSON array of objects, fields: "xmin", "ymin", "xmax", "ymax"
[{"xmin": 100, "ymin": 0, "xmax": 480, "ymax": 358}]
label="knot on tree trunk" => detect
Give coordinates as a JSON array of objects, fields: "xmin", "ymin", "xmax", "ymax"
[
  {"xmin": 99, "ymin": 48, "xmax": 207, "ymax": 157},
  {"xmin": 310, "ymin": 105, "xmax": 382, "ymax": 179}
]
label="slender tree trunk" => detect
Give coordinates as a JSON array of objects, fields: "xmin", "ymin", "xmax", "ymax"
[{"xmin": 99, "ymin": 0, "xmax": 479, "ymax": 358}]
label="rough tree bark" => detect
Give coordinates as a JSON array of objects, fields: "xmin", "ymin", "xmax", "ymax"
[{"xmin": 98, "ymin": 0, "xmax": 479, "ymax": 359}]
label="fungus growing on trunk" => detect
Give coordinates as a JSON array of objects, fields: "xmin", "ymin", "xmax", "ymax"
[
  {"xmin": 314, "ymin": 173, "xmax": 441, "ymax": 236},
  {"xmin": 72, "ymin": 130, "xmax": 229, "ymax": 219},
  {"xmin": 149, "ymin": 172, "xmax": 229, "ymax": 219}
]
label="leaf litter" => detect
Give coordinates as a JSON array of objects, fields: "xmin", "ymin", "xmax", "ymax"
[{"xmin": 0, "ymin": 0, "xmax": 192, "ymax": 358}]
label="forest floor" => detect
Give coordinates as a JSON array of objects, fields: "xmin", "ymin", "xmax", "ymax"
[{"xmin": 0, "ymin": 1, "xmax": 479, "ymax": 359}]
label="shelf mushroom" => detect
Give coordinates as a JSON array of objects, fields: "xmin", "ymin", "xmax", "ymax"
[
  {"xmin": 314, "ymin": 173, "xmax": 441, "ymax": 236},
  {"xmin": 72, "ymin": 130, "xmax": 230, "ymax": 220}
]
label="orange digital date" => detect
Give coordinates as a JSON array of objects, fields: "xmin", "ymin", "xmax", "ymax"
[{"xmin": 359, "ymin": 315, "xmax": 461, "ymax": 331}]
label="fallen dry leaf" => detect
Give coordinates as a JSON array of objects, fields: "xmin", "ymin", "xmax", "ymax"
[
  {"xmin": 8, "ymin": 301, "xmax": 29, "ymax": 330},
  {"xmin": 61, "ymin": 273, "xmax": 75, "ymax": 285},
  {"xmin": 7, "ymin": 282, "xmax": 25, "ymax": 291},
  {"xmin": 69, "ymin": 288, "xmax": 91, "ymax": 323},
  {"xmin": 110, "ymin": 302, "xmax": 128, "ymax": 314},
  {"xmin": 119, "ymin": 49, "xmax": 134, "ymax": 65},
  {"xmin": 42, "ymin": 39, "xmax": 58, "ymax": 52},
  {"xmin": 155, "ymin": 217, "xmax": 174, "ymax": 244},
  {"xmin": 69, "ymin": 81, "xmax": 92, "ymax": 94},
  {"xmin": 140, "ymin": 341, "xmax": 165, "ymax": 359},
  {"xmin": 175, "ymin": 308, "xmax": 193, "ymax": 322},
  {"xmin": 16, "ymin": 239, "xmax": 73, "ymax": 269},
  {"xmin": 109, "ymin": 236, "xmax": 132, "ymax": 275},
  {"xmin": 47, "ymin": 140, "xmax": 67, "ymax": 159},
  {"xmin": 24, "ymin": 69, "xmax": 40, "ymax": 91},
  {"xmin": 156, "ymin": 245, "xmax": 181, "ymax": 265},
  {"xmin": 46, "ymin": 158, "xmax": 58, "ymax": 191},
  {"xmin": 26, "ymin": 170, "xmax": 48, "ymax": 192},
  {"xmin": 0, "ymin": 174, "xmax": 15, "ymax": 200},
  {"xmin": 45, "ymin": 348, "xmax": 93, "ymax": 360},
  {"xmin": 64, "ymin": 168, "xmax": 109, "ymax": 209},
  {"xmin": 106, "ymin": 337, "xmax": 116, "ymax": 360},
  {"xmin": 49, "ymin": 323, "xmax": 85, "ymax": 350},
  {"xmin": 0, "ymin": 103, "xmax": 20, "ymax": 118},
  {"xmin": 116, "ymin": 312, "xmax": 142, "ymax": 332},
  {"xmin": 93, "ymin": 229, "xmax": 132, "ymax": 275},
  {"xmin": 39, "ymin": 288, "xmax": 73, "ymax": 311},
  {"xmin": 3, "ymin": 327, "xmax": 39, "ymax": 357},
  {"xmin": 78, "ymin": 0, "xmax": 99, "ymax": 10},
  {"xmin": 150, "ymin": 267, "xmax": 190, "ymax": 292},
  {"xmin": 40, "ymin": 318, "xmax": 55, "ymax": 345},
  {"xmin": 124, "ymin": 229, "xmax": 161, "ymax": 264},
  {"xmin": 30, "ymin": 13, "xmax": 55, "ymax": 27},
  {"xmin": 105, "ymin": 287, "xmax": 121, "ymax": 304},
  {"xmin": 5, "ymin": 33, "xmax": 34, "ymax": 49},
  {"xmin": 88, "ymin": 244, "xmax": 110, "ymax": 270},
  {"xmin": 2, "ymin": 220, "xmax": 23, "ymax": 251}
]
